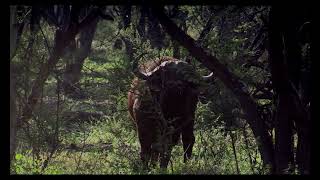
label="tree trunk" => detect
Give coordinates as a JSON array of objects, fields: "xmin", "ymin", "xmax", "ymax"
[
  {"xmin": 274, "ymin": 93, "xmax": 294, "ymax": 173},
  {"xmin": 290, "ymin": 92, "xmax": 310, "ymax": 174},
  {"xmin": 10, "ymin": 6, "xmax": 23, "ymax": 60},
  {"xmin": 18, "ymin": 6, "xmax": 104, "ymax": 128},
  {"xmin": 283, "ymin": 7, "xmax": 311, "ymax": 174},
  {"xmin": 10, "ymin": 6, "xmax": 18, "ymax": 166},
  {"xmin": 10, "ymin": 65, "xmax": 17, "ymax": 166},
  {"xmin": 151, "ymin": 7, "xmax": 275, "ymax": 172},
  {"xmin": 122, "ymin": 36, "xmax": 134, "ymax": 61},
  {"xmin": 18, "ymin": 29, "xmax": 66, "ymax": 128},
  {"xmin": 62, "ymin": 16, "xmax": 99, "ymax": 97},
  {"xmin": 172, "ymin": 40, "xmax": 180, "ymax": 59},
  {"xmin": 268, "ymin": 6, "xmax": 311, "ymax": 174},
  {"xmin": 230, "ymin": 132, "xmax": 240, "ymax": 174}
]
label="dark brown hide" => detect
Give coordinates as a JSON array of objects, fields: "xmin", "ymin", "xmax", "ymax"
[{"xmin": 128, "ymin": 56, "xmax": 199, "ymax": 169}]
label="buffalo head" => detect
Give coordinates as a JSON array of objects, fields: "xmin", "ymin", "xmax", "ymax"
[{"xmin": 133, "ymin": 57, "xmax": 213, "ymax": 99}]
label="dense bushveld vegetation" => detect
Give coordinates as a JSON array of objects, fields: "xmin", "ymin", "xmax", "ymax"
[{"xmin": 10, "ymin": 5, "xmax": 311, "ymax": 174}]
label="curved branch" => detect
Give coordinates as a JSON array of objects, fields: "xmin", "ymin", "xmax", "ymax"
[{"xmin": 151, "ymin": 7, "xmax": 275, "ymax": 171}]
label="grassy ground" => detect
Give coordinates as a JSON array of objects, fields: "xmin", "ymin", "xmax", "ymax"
[{"xmin": 12, "ymin": 110, "xmax": 263, "ymax": 175}]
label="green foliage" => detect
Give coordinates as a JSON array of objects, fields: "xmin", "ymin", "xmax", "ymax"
[
  {"xmin": 12, "ymin": 5, "xmax": 272, "ymax": 175},
  {"xmin": 13, "ymin": 152, "xmax": 42, "ymax": 174}
]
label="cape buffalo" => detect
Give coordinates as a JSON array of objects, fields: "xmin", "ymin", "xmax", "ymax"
[{"xmin": 128, "ymin": 56, "xmax": 212, "ymax": 169}]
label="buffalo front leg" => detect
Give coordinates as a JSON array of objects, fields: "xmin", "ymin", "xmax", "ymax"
[
  {"xmin": 150, "ymin": 150, "xmax": 160, "ymax": 167},
  {"xmin": 137, "ymin": 125, "xmax": 153, "ymax": 169},
  {"xmin": 140, "ymin": 144, "xmax": 151, "ymax": 170},
  {"xmin": 182, "ymin": 121, "xmax": 195, "ymax": 163},
  {"xmin": 159, "ymin": 145, "xmax": 173, "ymax": 169},
  {"xmin": 159, "ymin": 129, "xmax": 180, "ymax": 169}
]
